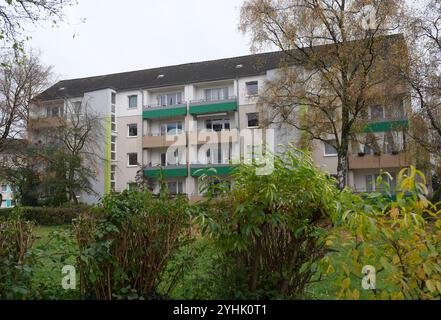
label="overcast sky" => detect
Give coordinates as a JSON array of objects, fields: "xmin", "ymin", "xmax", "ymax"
[{"xmin": 26, "ymin": 0, "xmax": 251, "ymax": 82}]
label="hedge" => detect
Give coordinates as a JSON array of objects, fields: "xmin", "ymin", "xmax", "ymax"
[{"xmin": 0, "ymin": 205, "xmax": 91, "ymax": 226}]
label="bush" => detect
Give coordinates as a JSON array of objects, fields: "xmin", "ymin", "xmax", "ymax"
[
  {"xmin": 0, "ymin": 215, "xmax": 35, "ymax": 299},
  {"xmin": 74, "ymin": 188, "xmax": 193, "ymax": 300},
  {"xmin": 196, "ymin": 148, "xmax": 340, "ymax": 299},
  {"xmin": 0, "ymin": 205, "xmax": 90, "ymax": 226},
  {"xmin": 323, "ymin": 167, "xmax": 441, "ymax": 300}
]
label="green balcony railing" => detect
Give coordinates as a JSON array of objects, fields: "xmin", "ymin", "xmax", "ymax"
[
  {"xmin": 363, "ymin": 119, "xmax": 409, "ymax": 133},
  {"xmin": 189, "ymin": 97, "xmax": 237, "ymax": 115},
  {"xmin": 190, "ymin": 164, "xmax": 236, "ymax": 177},
  {"xmin": 143, "ymin": 103, "xmax": 187, "ymax": 119},
  {"xmin": 143, "ymin": 165, "xmax": 188, "ymax": 178}
]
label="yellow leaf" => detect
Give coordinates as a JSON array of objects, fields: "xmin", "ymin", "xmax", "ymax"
[
  {"xmin": 326, "ymin": 264, "xmax": 335, "ymax": 274},
  {"xmin": 342, "ymin": 277, "xmax": 351, "ymax": 289},
  {"xmin": 416, "ymin": 268, "xmax": 426, "ymax": 280},
  {"xmin": 391, "ymin": 292, "xmax": 405, "ymax": 300},
  {"xmin": 326, "ymin": 239, "xmax": 333, "ymax": 246},
  {"xmin": 436, "ymin": 281, "xmax": 441, "ymax": 294},
  {"xmin": 390, "ymin": 207, "xmax": 400, "ymax": 219},
  {"xmin": 426, "ymin": 280, "xmax": 436, "ymax": 293},
  {"xmin": 380, "ymin": 291, "xmax": 389, "ymax": 300},
  {"xmin": 392, "ymin": 255, "xmax": 400, "ymax": 265},
  {"xmin": 352, "ymin": 289, "xmax": 360, "ymax": 300}
]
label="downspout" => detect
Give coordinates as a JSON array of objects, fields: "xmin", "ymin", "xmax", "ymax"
[
  {"xmin": 236, "ymin": 77, "xmax": 240, "ymax": 163},
  {"xmin": 141, "ymin": 89, "xmax": 145, "ymax": 170}
]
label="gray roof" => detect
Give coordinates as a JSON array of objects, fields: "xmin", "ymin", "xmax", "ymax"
[
  {"xmin": 37, "ymin": 33, "xmax": 405, "ymax": 101},
  {"xmin": 37, "ymin": 51, "xmax": 291, "ymax": 101}
]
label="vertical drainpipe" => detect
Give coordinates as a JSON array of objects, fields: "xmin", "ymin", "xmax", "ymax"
[
  {"xmin": 236, "ymin": 76, "xmax": 241, "ymax": 161},
  {"xmin": 141, "ymin": 89, "xmax": 144, "ymax": 170}
]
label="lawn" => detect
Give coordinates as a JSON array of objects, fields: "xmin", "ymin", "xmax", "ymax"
[{"xmin": 32, "ymin": 225, "xmax": 80, "ymax": 299}]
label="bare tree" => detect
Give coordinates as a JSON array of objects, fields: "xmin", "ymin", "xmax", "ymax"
[
  {"xmin": 402, "ymin": 0, "xmax": 441, "ymax": 164},
  {"xmin": 240, "ymin": 0, "xmax": 407, "ymax": 189},
  {"xmin": 0, "ymin": 0, "xmax": 76, "ymax": 51},
  {"xmin": 43, "ymin": 98, "xmax": 103, "ymax": 203},
  {"xmin": 0, "ymin": 51, "xmax": 52, "ymax": 153}
]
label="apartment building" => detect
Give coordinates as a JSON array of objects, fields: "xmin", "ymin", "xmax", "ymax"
[{"xmin": 30, "ymin": 35, "xmax": 416, "ymax": 203}]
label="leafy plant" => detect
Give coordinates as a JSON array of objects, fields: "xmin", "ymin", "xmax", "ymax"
[
  {"xmin": 196, "ymin": 147, "xmax": 340, "ymax": 299},
  {"xmin": 0, "ymin": 212, "xmax": 35, "ymax": 299},
  {"xmin": 74, "ymin": 187, "xmax": 193, "ymax": 300},
  {"xmin": 323, "ymin": 166, "xmax": 441, "ymax": 300}
]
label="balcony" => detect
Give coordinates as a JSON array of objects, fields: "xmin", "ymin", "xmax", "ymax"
[
  {"xmin": 143, "ymin": 164, "xmax": 188, "ymax": 178},
  {"xmin": 143, "ymin": 133, "xmax": 187, "ymax": 149},
  {"xmin": 348, "ymin": 152, "xmax": 412, "ymax": 170},
  {"xmin": 363, "ymin": 118, "xmax": 409, "ymax": 133},
  {"xmin": 29, "ymin": 117, "xmax": 65, "ymax": 130},
  {"xmin": 188, "ymin": 129, "xmax": 239, "ymax": 145},
  {"xmin": 190, "ymin": 163, "xmax": 236, "ymax": 177},
  {"xmin": 143, "ymin": 103, "xmax": 187, "ymax": 119},
  {"xmin": 189, "ymin": 97, "xmax": 237, "ymax": 115}
]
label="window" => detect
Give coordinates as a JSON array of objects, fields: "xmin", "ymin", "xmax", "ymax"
[
  {"xmin": 167, "ymin": 181, "xmax": 184, "ymax": 195},
  {"xmin": 247, "ymin": 113, "xmax": 259, "ymax": 128},
  {"xmin": 46, "ymin": 105, "xmax": 63, "ymax": 118},
  {"xmin": 366, "ymin": 173, "xmax": 396, "ymax": 192},
  {"xmin": 370, "ymin": 105, "xmax": 384, "ymax": 121},
  {"xmin": 205, "ymin": 144, "xmax": 232, "ymax": 164},
  {"xmin": 1, "ymin": 185, "xmax": 6, "ymax": 192},
  {"xmin": 384, "ymin": 133, "xmax": 395, "ymax": 154},
  {"xmin": 386, "ymin": 101, "xmax": 406, "ymax": 120},
  {"xmin": 160, "ymin": 153, "xmax": 166, "ymax": 166},
  {"xmin": 160, "ymin": 122, "xmax": 183, "ymax": 135},
  {"xmin": 157, "ymin": 92, "xmax": 183, "ymax": 106},
  {"xmin": 204, "ymin": 87, "xmax": 229, "ymax": 101},
  {"xmin": 205, "ymin": 118, "xmax": 230, "ymax": 131},
  {"xmin": 324, "ymin": 140, "xmax": 338, "ymax": 156},
  {"xmin": 128, "ymin": 153, "xmax": 138, "ymax": 166},
  {"xmin": 111, "ymin": 92, "xmax": 116, "ymax": 104},
  {"xmin": 72, "ymin": 101, "xmax": 82, "ymax": 114},
  {"xmin": 128, "ymin": 95, "xmax": 138, "ymax": 109},
  {"xmin": 366, "ymin": 175, "xmax": 374, "ymax": 192},
  {"xmin": 246, "ymin": 81, "xmax": 258, "ymax": 96},
  {"xmin": 128, "ymin": 123, "xmax": 138, "ymax": 137},
  {"xmin": 363, "ymin": 144, "xmax": 373, "ymax": 155}
]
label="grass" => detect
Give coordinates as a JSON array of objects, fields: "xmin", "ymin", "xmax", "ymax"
[{"xmin": 31, "ymin": 224, "xmax": 80, "ymax": 299}]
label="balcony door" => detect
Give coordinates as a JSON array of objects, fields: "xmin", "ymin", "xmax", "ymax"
[
  {"xmin": 205, "ymin": 118, "xmax": 230, "ymax": 132},
  {"xmin": 161, "ymin": 149, "xmax": 179, "ymax": 166},
  {"xmin": 157, "ymin": 92, "xmax": 183, "ymax": 106},
  {"xmin": 204, "ymin": 87, "xmax": 229, "ymax": 101},
  {"xmin": 205, "ymin": 144, "xmax": 231, "ymax": 164},
  {"xmin": 160, "ymin": 121, "xmax": 183, "ymax": 136}
]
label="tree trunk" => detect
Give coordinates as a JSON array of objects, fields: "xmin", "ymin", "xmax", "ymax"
[{"xmin": 336, "ymin": 150, "xmax": 348, "ymax": 190}]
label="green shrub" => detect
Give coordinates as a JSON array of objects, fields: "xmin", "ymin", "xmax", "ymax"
[
  {"xmin": 74, "ymin": 188, "xmax": 193, "ymax": 300},
  {"xmin": 323, "ymin": 167, "xmax": 441, "ymax": 300},
  {"xmin": 0, "ymin": 214, "xmax": 36, "ymax": 299},
  {"xmin": 196, "ymin": 147, "xmax": 340, "ymax": 299},
  {"xmin": 0, "ymin": 205, "xmax": 90, "ymax": 226}
]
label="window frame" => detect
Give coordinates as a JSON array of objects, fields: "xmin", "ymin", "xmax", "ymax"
[
  {"xmin": 127, "ymin": 123, "xmax": 138, "ymax": 137},
  {"xmin": 128, "ymin": 95, "xmax": 138, "ymax": 109},
  {"xmin": 204, "ymin": 87, "xmax": 229, "ymax": 101},
  {"xmin": 246, "ymin": 112, "xmax": 259, "ymax": 128},
  {"xmin": 127, "ymin": 152, "xmax": 138, "ymax": 167},
  {"xmin": 246, "ymin": 81, "xmax": 259, "ymax": 96},
  {"xmin": 323, "ymin": 140, "xmax": 338, "ymax": 157}
]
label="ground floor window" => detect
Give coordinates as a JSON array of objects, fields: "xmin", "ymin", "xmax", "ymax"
[{"xmin": 167, "ymin": 181, "xmax": 184, "ymax": 195}]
